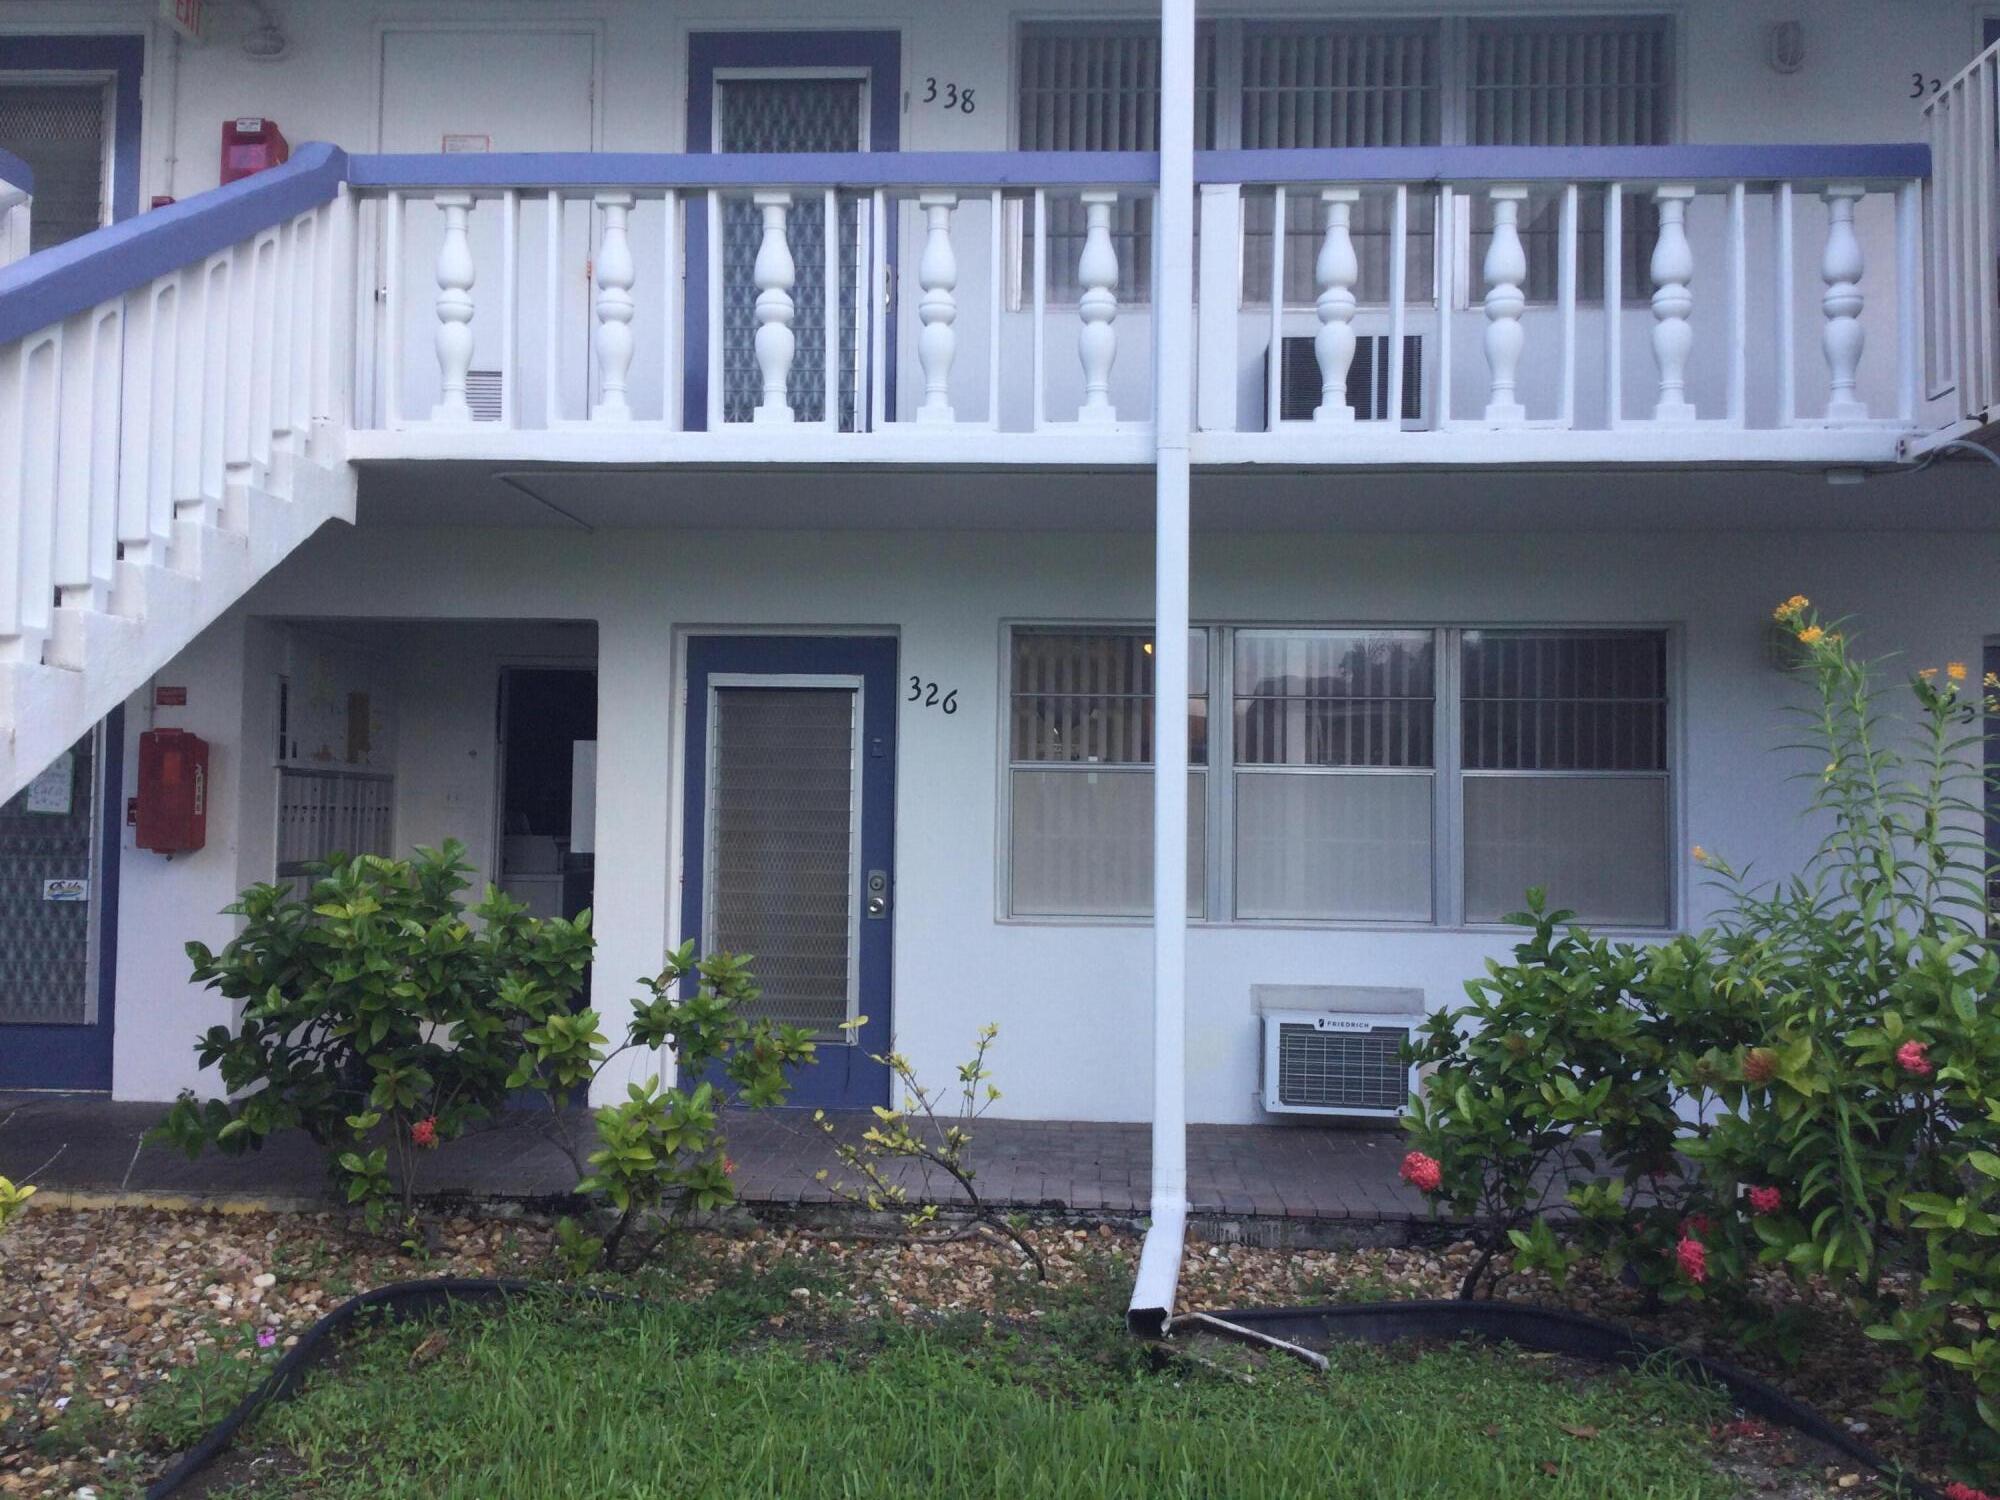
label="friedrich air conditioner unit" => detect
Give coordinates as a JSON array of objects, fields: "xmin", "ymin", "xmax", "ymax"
[
  {"xmin": 1266, "ymin": 333, "xmax": 1424, "ymax": 426},
  {"xmin": 1258, "ymin": 994, "xmax": 1420, "ymax": 1120}
]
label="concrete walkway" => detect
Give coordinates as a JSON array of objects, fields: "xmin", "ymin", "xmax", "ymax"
[{"xmin": 0, "ymin": 1092, "xmax": 1432, "ymax": 1232}]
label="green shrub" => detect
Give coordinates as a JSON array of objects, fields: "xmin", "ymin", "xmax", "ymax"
[
  {"xmin": 155, "ymin": 842, "xmax": 592, "ymax": 1229},
  {"xmin": 1402, "ymin": 597, "xmax": 2000, "ymax": 1477}
]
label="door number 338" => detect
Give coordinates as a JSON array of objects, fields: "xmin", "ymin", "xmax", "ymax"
[
  {"xmin": 909, "ymin": 676, "xmax": 959, "ymax": 714},
  {"xmin": 923, "ymin": 78, "xmax": 976, "ymax": 113}
]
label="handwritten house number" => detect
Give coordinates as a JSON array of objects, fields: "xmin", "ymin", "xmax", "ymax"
[
  {"xmin": 909, "ymin": 676, "xmax": 958, "ymax": 714},
  {"xmin": 923, "ymin": 78, "xmax": 975, "ymax": 113}
]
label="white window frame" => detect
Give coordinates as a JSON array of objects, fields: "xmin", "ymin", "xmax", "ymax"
[{"xmin": 998, "ymin": 620, "xmax": 1681, "ymax": 932}]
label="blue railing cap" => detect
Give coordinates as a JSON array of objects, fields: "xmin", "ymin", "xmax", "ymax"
[
  {"xmin": 1198, "ymin": 142, "xmax": 1931, "ymax": 186},
  {"xmin": 348, "ymin": 149, "xmax": 1163, "ymax": 190},
  {"xmin": 0, "ymin": 142, "xmax": 346, "ymax": 347},
  {"xmin": 0, "ymin": 146, "xmax": 31, "ymax": 197}
]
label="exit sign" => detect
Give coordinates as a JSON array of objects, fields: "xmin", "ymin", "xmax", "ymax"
[{"xmin": 161, "ymin": 0, "xmax": 204, "ymax": 41}]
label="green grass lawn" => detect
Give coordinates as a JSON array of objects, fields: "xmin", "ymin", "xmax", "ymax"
[{"xmin": 167, "ymin": 1272, "xmax": 1752, "ymax": 1500}]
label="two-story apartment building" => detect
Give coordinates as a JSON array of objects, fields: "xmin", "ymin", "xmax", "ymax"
[{"xmin": 4, "ymin": 0, "xmax": 1999, "ymax": 1296}]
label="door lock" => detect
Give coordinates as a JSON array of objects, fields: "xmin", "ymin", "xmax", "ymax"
[{"xmin": 865, "ymin": 868, "xmax": 890, "ymax": 919}]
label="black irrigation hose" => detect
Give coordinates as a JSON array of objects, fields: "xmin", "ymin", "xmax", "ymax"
[
  {"xmin": 145, "ymin": 1279, "xmax": 1957, "ymax": 1499},
  {"xmin": 1202, "ymin": 1299, "xmax": 1954, "ymax": 1500},
  {"xmin": 145, "ymin": 1278, "xmax": 638, "ymax": 1499}
]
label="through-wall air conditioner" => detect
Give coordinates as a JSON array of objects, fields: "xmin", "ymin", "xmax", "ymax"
[
  {"xmin": 1255, "ymin": 985, "xmax": 1423, "ymax": 1120},
  {"xmin": 1266, "ymin": 333, "xmax": 1425, "ymax": 426}
]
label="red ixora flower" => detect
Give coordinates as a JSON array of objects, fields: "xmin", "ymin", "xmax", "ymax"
[
  {"xmin": 722, "ymin": 1157, "xmax": 738, "ymax": 1177},
  {"xmin": 1676, "ymin": 1236, "xmax": 1708, "ymax": 1284},
  {"xmin": 1399, "ymin": 1151, "xmax": 1443, "ymax": 1194},
  {"xmin": 1680, "ymin": 1213, "xmax": 1712, "ymax": 1240},
  {"xmin": 1896, "ymin": 1040, "xmax": 1935, "ymax": 1078},
  {"xmin": 1945, "ymin": 1484, "xmax": 1999, "ymax": 1500},
  {"xmin": 410, "ymin": 1116, "xmax": 439, "ymax": 1149},
  {"xmin": 1747, "ymin": 1185, "xmax": 1783, "ymax": 1216},
  {"xmin": 1741, "ymin": 1048, "xmax": 1778, "ymax": 1086}
]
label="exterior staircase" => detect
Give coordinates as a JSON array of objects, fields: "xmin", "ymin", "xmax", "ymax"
[{"xmin": 0, "ymin": 145, "xmax": 357, "ymax": 803}]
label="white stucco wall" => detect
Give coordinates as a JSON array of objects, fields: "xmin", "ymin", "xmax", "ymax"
[{"xmin": 105, "ymin": 468, "xmax": 2000, "ymax": 1119}]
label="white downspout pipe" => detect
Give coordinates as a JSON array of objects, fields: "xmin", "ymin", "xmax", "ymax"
[{"xmin": 1128, "ymin": 0, "xmax": 1196, "ymax": 1339}]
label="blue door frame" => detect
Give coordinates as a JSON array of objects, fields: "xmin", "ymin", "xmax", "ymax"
[
  {"xmin": 680, "ymin": 636, "xmax": 896, "ymax": 1110},
  {"xmin": 0, "ymin": 35, "xmax": 145, "ymax": 225},
  {"xmin": 0, "ymin": 708, "xmax": 123, "ymax": 1091},
  {"xmin": 683, "ymin": 29, "xmax": 902, "ymax": 430}
]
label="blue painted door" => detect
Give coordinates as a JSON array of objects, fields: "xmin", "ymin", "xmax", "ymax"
[
  {"xmin": 682, "ymin": 637, "xmax": 896, "ymax": 1110},
  {"xmin": 0, "ymin": 712, "xmax": 121, "ymax": 1091}
]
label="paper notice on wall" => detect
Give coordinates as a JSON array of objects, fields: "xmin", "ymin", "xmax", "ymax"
[
  {"xmin": 442, "ymin": 134, "xmax": 492, "ymax": 154},
  {"xmin": 23, "ymin": 752, "xmax": 73, "ymax": 815}
]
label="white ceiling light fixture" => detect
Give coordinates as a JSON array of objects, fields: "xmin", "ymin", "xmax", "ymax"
[{"xmin": 239, "ymin": 0, "xmax": 289, "ymax": 61}]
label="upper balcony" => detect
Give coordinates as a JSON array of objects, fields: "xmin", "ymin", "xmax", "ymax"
[
  {"xmin": 0, "ymin": 130, "xmax": 1984, "ymax": 479},
  {"xmin": 338, "ymin": 142, "xmax": 1936, "ymax": 469}
]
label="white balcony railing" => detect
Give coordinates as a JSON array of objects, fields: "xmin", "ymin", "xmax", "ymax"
[{"xmin": 338, "ymin": 144, "xmax": 1933, "ymax": 466}]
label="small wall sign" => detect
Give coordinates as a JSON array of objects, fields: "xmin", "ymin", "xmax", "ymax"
[
  {"xmin": 24, "ymin": 753, "xmax": 73, "ymax": 815},
  {"xmin": 155, "ymin": 685, "xmax": 187, "ymax": 706},
  {"xmin": 442, "ymin": 134, "xmax": 492, "ymax": 154},
  {"xmin": 43, "ymin": 878, "xmax": 89, "ymax": 903}
]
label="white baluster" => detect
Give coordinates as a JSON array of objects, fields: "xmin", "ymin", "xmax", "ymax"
[
  {"xmin": 914, "ymin": 192, "xmax": 959, "ymax": 425},
  {"xmin": 1076, "ymin": 190, "xmax": 1120, "ymax": 424},
  {"xmin": 1482, "ymin": 185, "xmax": 1529, "ymax": 425},
  {"xmin": 1314, "ymin": 188, "xmax": 1359, "ymax": 423},
  {"xmin": 592, "ymin": 191, "xmax": 636, "ymax": 422},
  {"xmin": 1649, "ymin": 185, "xmax": 1697, "ymax": 424},
  {"xmin": 751, "ymin": 191, "xmax": 796, "ymax": 425},
  {"xmin": 1821, "ymin": 183, "xmax": 1868, "ymax": 423},
  {"xmin": 431, "ymin": 193, "xmax": 476, "ymax": 424}
]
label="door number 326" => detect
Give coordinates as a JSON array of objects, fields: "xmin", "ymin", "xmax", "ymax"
[{"xmin": 909, "ymin": 677, "xmax": 958, "ymax": 714}]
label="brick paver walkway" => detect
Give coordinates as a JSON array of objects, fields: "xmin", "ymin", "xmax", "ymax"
[{"xmin": 0, "ymin": 1093, "xmax": 1431, "ymax": 1227}]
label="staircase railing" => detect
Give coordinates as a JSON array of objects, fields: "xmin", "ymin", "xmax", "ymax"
[
  {"xmin": 1924, "ymin": 39, "xmax": 2000, "ymax": 431},
  {"xmin": 0, "ymin": 147, "xmax": 29, "ymax": 269},
  {"xmin": 0, "ymin": 142, "xmax": 357, "ymax": 802}
]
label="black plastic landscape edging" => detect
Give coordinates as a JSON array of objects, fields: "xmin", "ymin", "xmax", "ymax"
[
  {"xmin": 145, "ymin": 1278, "xmax": 638, "ymax": 1499},
  {"xmin": 1206, "ymin": 1299, "xmax": 1952, "ymax": 1500},
  {"xmin": 146, "ymin": 1279, "xmax": 1954, "ymax": 1499}
]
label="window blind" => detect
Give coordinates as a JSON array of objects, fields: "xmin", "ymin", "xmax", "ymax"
[
  {"xmin": 1466, "ymin": 17, "xmax": 1673, "ymax": 304},
  {"xmin": 1016, "ymin": 23, "xmax": 1217, "ymax": 301},
  {"xmin": 1239, "ymin": 23, "xmax": 1440, "ymax": 306}
]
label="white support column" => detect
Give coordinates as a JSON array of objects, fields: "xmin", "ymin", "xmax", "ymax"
[
  {"xmin": 914, "ymin": 191, "xmax": 959, "ymax": 425},
  {"xmin": 1482, "ymin": 185, "xmax": 1529, "ymax": 425},
  {"xmin": 751, "ymin": 191, "xmax": 796, "ymax": 425},
  {"xmin": 431, "ymin": 192, "xmax": 476, "ymax": 424},
  {"xmin": 1127, "ymin": 0, "xmax": 1192, "ymax": 1340},
  {"xmin": 1649, "ymin": 184, "xmax": 1697, "ymax": 424},
  {"xmin": 1076, "ymin": 190, "xmax": 1120, "ymax": 424},
  {"xmin": 592, "ymin": 191, "xmax": 637, "ymax": 422},
  {"xmin": 1313, "ymin": 188, "xmax": 1359, "ymax": 423},
  {"xmin": 1821, "ymin": 183, "xmax": 1868, "ymax": 423}
]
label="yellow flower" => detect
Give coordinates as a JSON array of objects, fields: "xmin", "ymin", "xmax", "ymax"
[
  {"xmin": 1796, "ymin": 625, "xmax": 1825, "ymax": 645},
  {"xmin": 1772, "ymin": 594, "xmax": 1810, "ymax": 621},
  {"xmin": 1985, "ymin": 671, "xmax": 1999, "ymax": 689},
  {"xmin": 1948, "ymin": 661, "xmax": 1968, "ymax": 682},
  {"xmin": 1691, "ymin": 845, "xmax": 1708, "ymax": 863},
  {"xmin": 1919, "ymin": 667, "xmax": 1939, "ymax": 680}
]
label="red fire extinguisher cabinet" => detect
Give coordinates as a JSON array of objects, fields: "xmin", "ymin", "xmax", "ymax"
[{"xmin": 137, "ymin": 729, "xmax": 209, "ymax": 853}]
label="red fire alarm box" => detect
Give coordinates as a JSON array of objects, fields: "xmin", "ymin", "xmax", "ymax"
[
  {"xmin": 220, "ymin": 117, "xmax": 288, "ymax": 185},
  {"xmin": 137, "ymin": 729, "xmax": 209, "ymax": 854}
]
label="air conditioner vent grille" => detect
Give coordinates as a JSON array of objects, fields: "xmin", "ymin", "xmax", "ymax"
[
  {"xmin": 1276, "ymin": 1021, "xmax": 1409, "ymax": 1112},
  {"xmin": 1276, "ymin": 334, "xmax": 1423, "ymax": 423}
]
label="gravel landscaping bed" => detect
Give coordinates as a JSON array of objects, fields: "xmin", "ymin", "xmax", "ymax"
[{"xmin": 0, "ymin": 1204, "xmax": 1953, "ymax": 1499}]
